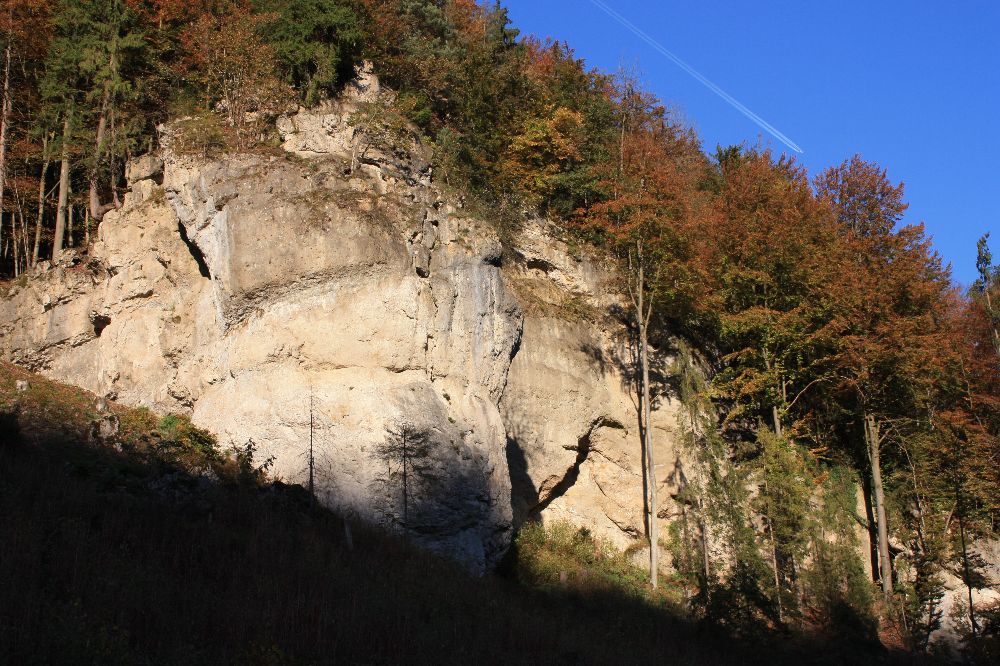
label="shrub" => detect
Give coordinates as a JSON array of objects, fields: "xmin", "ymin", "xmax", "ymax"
[{"xmin": 514, "ymin": 520, "xmax": 649, "ymax": 600}]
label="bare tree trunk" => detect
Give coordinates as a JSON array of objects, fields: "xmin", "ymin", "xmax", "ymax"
[
  {"xmin": 67, "ymin": 202, "xmax": 73, "ymax": 248},
  {"xmin": 865, "ymin": 412, "xmax": 892, "ymax": 602},
  {"xmin": 12, "ymin": 210, "xmax": 21, "ymax": 276},
  {"xmin": 764, "ymin": 473, "xmax": 784, "ymax": 623},
  {"xmin": 308, "ymin": 393, "xmax": 315, "ymax": 504},
  {"xmin": 402, "ymin": 431, "xmax": 409, "ymax": 536},
  {"xmin": 635, "ymin": 242, "xmax": 658, "ymax": 589},
  {"xmin": 32, "ymin": 137, "xmax": 50, "ymax": 267},
  {"xmin": 53, "ymin": 112, "xmax": 71, "ymax": 259},
  {"xmin": 688, "ymin": 399, "xmax": 712, "ymax": 598},
  {"xmin": 89, "ymin": 47, "xmax": 120, "ymax": 222},
  {"xmin": 699, "ymin": 504, "xmax": 711, "ymax": 597},
  {"xmin": 790, "ymin": 551, "xmax": 804, "ymax": 617},
  {"xmin": 983, "ymin": 287, "xmax": 1000, "ymax": 362},
  {"xmin": 765, "ymin": 354, "xmax": 783, "ymax": 437},
  {"xmin": 0, "ymin": 41, "xmax": 10, "ymax": 261},
  {"xmin": 19, "ymin": 208, "xmax": 27, "ymax": 274},
  {"xmin": 89, "ymin": 84, "xmax": 109, "ymax": 221}
]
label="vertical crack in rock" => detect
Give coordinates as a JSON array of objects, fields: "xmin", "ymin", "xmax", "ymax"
[
  {"xmin": 508, "ymin": 417, "xmax": 620, "ymax": 528},
  {"xmin": 177, "ymin": 221, "xmax": 211, "ymax": 279}
]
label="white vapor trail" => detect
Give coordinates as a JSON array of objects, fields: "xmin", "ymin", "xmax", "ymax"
[{"xmin": 589, "ymin": 0, "xmax": 804, "ymax": 154}]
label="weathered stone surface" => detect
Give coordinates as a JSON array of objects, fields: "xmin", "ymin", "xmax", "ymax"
[
  {"xmin": 0, "ymin": 73, "xmax": 686, "ymax": 572},
  {"xmin": 1, "ymin": 136, "xmax": 524, "ymax": 574},
  {"xmin": 501, "ymin": 246, "xmax": 687, "ymax": 553},
  {"xmin": 929, "ymin": 548, "xmax": 1000, "ymax": 655},
  {"xmin": 125, "ymin": 154, "xmax": 164, "ymax": 185},
  {"xmin": 90, "ymin": 413, "xmax": 120, "ymax": 443}
]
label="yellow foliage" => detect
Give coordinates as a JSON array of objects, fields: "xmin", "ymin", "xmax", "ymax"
[{"xmin": 500, "ymin": 106, "xmax": 585, "ymax": 201}]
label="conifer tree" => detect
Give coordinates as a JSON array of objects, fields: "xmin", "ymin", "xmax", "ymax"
[
  {"xmin": 975, "ymin": 234, "xmax": 1000, "ymax": 362},
  {"xmin": 253, "ymin": 0, "xmax": 363, "ymax": 105}
]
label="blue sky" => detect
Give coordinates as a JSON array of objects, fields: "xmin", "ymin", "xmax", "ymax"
[{"xmin": 502, "ymin": 0, "xmax": 999, "ymax": 286}]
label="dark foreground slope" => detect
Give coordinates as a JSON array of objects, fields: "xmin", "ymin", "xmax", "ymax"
[{"xmin": 0, "ymin": 362, "xmax": 898, "ymax": 665}]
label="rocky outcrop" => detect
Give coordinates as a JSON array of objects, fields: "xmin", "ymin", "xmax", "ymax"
[{"xmin": 0, "ymin": 75, "xmax": 686, "ymax": 572}]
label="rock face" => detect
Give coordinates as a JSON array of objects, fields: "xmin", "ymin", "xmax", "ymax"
[{"xmin": 0, "ymin": 76, "xmax": 686, "ymax": 572}]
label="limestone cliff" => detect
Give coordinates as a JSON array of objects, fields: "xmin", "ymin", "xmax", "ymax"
[{"xmin": 1, "ymin": 75, "xmax": 686, "ymax": 573}]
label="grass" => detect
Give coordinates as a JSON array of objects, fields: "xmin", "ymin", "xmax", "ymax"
[{"xmin": 0, "ymin": 362, "xmax": 911, "ymax": 664}]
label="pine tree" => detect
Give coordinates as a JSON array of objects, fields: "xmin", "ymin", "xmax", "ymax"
[
  {"xmin": 974, "ymin": 234, "xmax": 1000, "ymax": 362},
  {"xmin": 252, "ymin": 0, "xmax": 363, "ymax": 105}
]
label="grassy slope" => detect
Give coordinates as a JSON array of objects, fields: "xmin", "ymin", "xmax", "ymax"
[{"xmin": 0, "ymin": 362, "xmax": 899, "ymax": 665}]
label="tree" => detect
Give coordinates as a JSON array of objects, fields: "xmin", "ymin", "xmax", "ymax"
[
  {"xmin": 252, "ymin": 0, "xmax": 363, "ymax": 105},
  {"xmin": 180, "ymin": 3, "xmax": 292, "ymax": 148},
  {"xmin": 974, "ymin": 233, "xmax": 1000, "ymax": 363},
  {"xmin": 500, "ymin": 105, "xmax": 585, "ymax": 208},
  {"xmin": 371, "ymin": 421, "xmax": 437, "ymax": 536},
  {"xmin": 1, "ymin": 0, "xmax": 52, "ymax": 265},
  {"xmin": 755, "ymin": 428, "xmax": 812, "ymax": 622},
  {"xmin": 581, "ymin": 72, "xmax": 702, "ymax": 588},
  {"xmin": 816, "ymin": 155, "xmax": 952, "ymax": 604},
  {"xmin": 80, "ymin": 0, "xmax": 147, "ymax": 222},
  {"xmin": 709, "ymin": 147, "xmax": 844, "ymax": 442}
]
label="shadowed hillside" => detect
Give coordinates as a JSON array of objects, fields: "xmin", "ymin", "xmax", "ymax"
[{"xmin": 0, "ymin": 362, "xmax": 922, "ymax": 665}]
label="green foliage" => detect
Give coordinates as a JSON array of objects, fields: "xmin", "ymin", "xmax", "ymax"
[
  {"xmin": 800, "ymin": 466, "xmax": 876, "ymax": 634},
  {"xmin": 252, "ymin": 0, "xmax": 364, "ymax": 105},
  {"xmin": 514, "ymin": 520, "xmax": 651, "ymax": 600},
  {"xmin": 231, "ymin": 438, "xmax": 276, "ymax": 485},
  {"xmin": 347, "ymin": 95, "xmax": 416, "ymax": 162},
  {"xmin": 754, "ymin": 428, "xmax": 813, "ymax": 617},
  {"xmin": 673, "ymin": 343, "xmax": 776, "ymax": 630},
  {"xmin": 899, "ymin": 548, "xmax": 946, "ymax": 652},
  {"xmin": 157, "ymin": 413, "xmax": 220, "ymax": 467}
]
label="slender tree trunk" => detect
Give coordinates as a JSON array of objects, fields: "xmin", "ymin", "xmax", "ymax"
[
  {"xmin": 0, "ymin": 41, "xmax": 10, "ymax": 262},
  {"xmin": 865, "ymin": 412, "xmax": 892, "ymax": 601},
  {"xmin": 402, "ymin": 432, "xmax": 409, "ymax": 536},
  {"xmin": 765, "ymin": 355, "xmax": 783, "ymax": 437},
  {"xmin": 308, "ymin": 393, "xmax": 315, "ymax": 504},
  {"xmin": 89, "ymin": 84, "xmax": 109, "ymax": 221},
  {"xmin": 12, "ymin": 210, "xmax": 21, "ymax": 276},
  {"xmin": 67, "ymin": 202, "xmax": 73, "ymax": 248},
  {"xmin": 983, "ymin": 287, "xmax": 1000, "ymax": 362},
  {"xmin": 790, "ymin": 551, "xmax": 803, "ymax": 616},
  {"xmin": 956, "ymin": 482, "xmax": 979, "ymax": 639},
  {"xmin": 688, "ymin": 405, "xmax": 712, "ymax": 598},
  {"xmin": 32, "ymin": 137, "xmax": 50, "ymax": 267},
  {"xmin": 19, "ymin": 207, "xmax": 27, "ymax": 274},
  {"xmin": 764, "ymin": 472, "xmax": 784, "ymax": 623},
  {"xmin": 636, "ymin": 243, "xmax": 658, "ymax": 589},
  {"xmin": 699, "ymin": 503, "xmax": 711, "ymax": 597},
  {"xmin": 0, "ymin": 41, "xmax": 10, "ymax": 226},
  {"xmin": 53, "ymin": 113, "xmax": 71, "ymax": 259},
  {"xmin": 89, "ymin": 45, "xmax": 120, "ymax": 222}
]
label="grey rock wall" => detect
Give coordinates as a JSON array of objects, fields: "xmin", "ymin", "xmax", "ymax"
[{"xmin": 1, "ymin": 76, "xmax": 686, "ymax": 572}]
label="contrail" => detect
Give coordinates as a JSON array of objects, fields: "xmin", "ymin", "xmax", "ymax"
[{"xmin": 589, "ymin": 0, "xmax": 804, "ymax": 154}]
